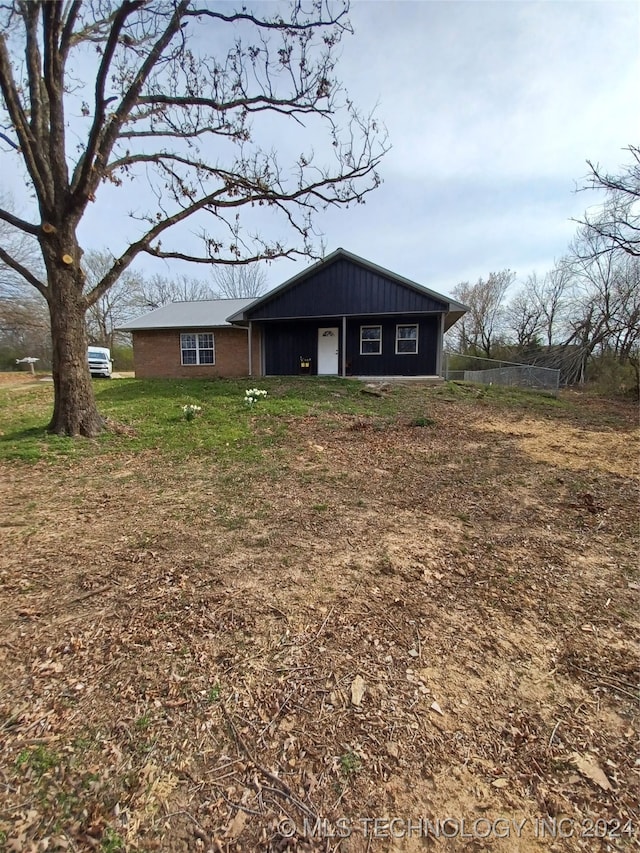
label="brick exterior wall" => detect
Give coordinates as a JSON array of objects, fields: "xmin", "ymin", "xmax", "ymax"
[{"xmin": 132, "ymin": 327, "xmax": 262, "ymax": 378}]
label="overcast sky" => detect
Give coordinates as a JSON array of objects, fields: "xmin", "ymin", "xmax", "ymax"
[
  {"xmin": 293, "ymin": 0, "xmax": 639, "ymax": 296},
  {"xmin": 3, "ymin": 0, "xmax": 639, "ymax": 299}
]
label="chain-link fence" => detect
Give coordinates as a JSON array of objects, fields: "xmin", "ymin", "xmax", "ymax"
[{"xmin": 444, "ymin": 353, "xmax": 560, "ymax": 394}]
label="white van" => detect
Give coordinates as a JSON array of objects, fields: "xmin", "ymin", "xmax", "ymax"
[{"xmin": 88, "ymin": 346, "xmax": 113, "ymax": 378}]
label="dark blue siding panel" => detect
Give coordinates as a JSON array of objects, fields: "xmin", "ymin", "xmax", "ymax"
[
  {"xmin": 261, "ymin": 316, "xmax": 438, "ymax": 376},
  {"xmin": 264, "ymin": 321, "xmax": 342, "ymax": 375},
  {"xmin": 346, "ymin": 316, "xmax": 438, "ymax": 376},
  {"xmin": 248, "ymin": 258, "xmax": 446, "ymax": 319}
]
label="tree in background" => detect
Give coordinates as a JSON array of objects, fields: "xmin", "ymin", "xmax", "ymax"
[
  {"xmin": 450, "ymin": 237, "xmax": 638, "ymax": 394},
  {"xmin": 0, "ymin": 1, "xmax": 387, "ymax": 435},
  {"xmin": 451, "ymin": 270, "xmax": 515, "ymax": 359},
  {"xmin": 83, "ymin": 251, "xmax": 145, "ymax": 350},
  {"xmin": 0, "ymin": 191, "xmax": 50, "ymax": 366},
  {"xmin": 579, "ymin": 146, "xmax": 640, "ymax": 257},
  {"xmin": 0, "ymin": 290, "xmax": 50, "ymax": 370},
  {"xmin": 130, "ymin": 274, "xmax": 215, "ymax": 311},
  {"xmin": 572, "ymin": 147, "xmax": 640, "ymax": 391},
  {"xmin": 505, "ymin": 265, "xmax": 570, "ymax": 353},
  {"xmin": 505, "ymin": 273, "xmax": 545, "ymax": 350},
  {"xmin": 211, "ymin": 264, "xmax": 268, "ymax": 299},
  {"xmin": 561, "ymin": 228, "xmax": 640, "ymax": 387}
]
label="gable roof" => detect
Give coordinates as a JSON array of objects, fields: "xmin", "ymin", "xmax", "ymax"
[
  {"xmin": 226, "ymin": 248, "xmax": 468, "ymax": 329},
  {"xmin": 119, "ymin": 297, "xmax": 255, "ymax": 332},
  {"xmin": 118, "ymin": 250, "xmax": 469, "ymax": 333}
]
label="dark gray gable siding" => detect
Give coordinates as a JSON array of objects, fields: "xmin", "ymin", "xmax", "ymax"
[{"xmin": 246, "ymin": 258, "xmax": 448, "ymax": 320}]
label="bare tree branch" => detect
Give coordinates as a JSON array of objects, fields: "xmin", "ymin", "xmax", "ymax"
[
  {"xmin": 575, "ymin": 145, "xmax": 640, "ymax": 257},
  {"xmin": 0, "ymin": 246, "xmax": 47, "ymax": 296},
  {"xmin": 0, "ymin": 207, "xmax": 40, "ymax": 236},
  {"xmin": 186, "ymin": 5, "xmax": 352, "ymax": 35},
  {"xmin": 0, "ymin": 23, "xmax": 53, "ymax": 205}
]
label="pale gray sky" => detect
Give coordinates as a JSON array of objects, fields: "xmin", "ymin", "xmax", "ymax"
[
  {"xmin": 296, "ymin": 0, "xmax": 640, "ymax": 294},
  {"xmin": 3, "ymin": 0, "xmax": 639, "ymax": 298}
]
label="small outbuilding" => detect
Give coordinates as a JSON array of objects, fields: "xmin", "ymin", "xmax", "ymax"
[{"xmin": 120, "ymin": 248, "xmax": 467, "ymax": 379}]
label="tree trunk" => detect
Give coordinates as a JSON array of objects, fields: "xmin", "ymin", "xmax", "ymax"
[{"xmin": 46, "ymin": 261, "xmax": 105, "ymax": 437}]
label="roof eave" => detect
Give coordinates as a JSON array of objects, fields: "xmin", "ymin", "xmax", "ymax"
[
  {"xmin": 444, "ymin": 310, "xmax": 467, "ymax": 331},
  {"xmin": 117, "ymin": 322, "xmax": 235, "ymax": 332}
]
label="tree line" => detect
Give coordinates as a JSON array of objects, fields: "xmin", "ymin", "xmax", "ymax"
[
  {"xmin": 448, "ymin": 240, "xmax": 639, "ymax": 393},
  {"xmin": 0, "ymin": 243, "xmax": 269, "ymax": 370},
  {"xmin": 448, "ymin": 176, "xmax": 639, "ymax": 395}
]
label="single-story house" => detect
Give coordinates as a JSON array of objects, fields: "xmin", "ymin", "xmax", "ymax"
[{"xmin": 119, "ymin": 248, "xmax": 467, "ymax": 379}]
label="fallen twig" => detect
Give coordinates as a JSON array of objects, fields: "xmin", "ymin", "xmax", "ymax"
[
  {"xmin": 163, "ymin": 809, "xmax": 210, "ymax": 846},
  {"xmin": 548, "ymin": 720, "xmax": 562, "ymax": 748},
  {"xmin": 221, "ymin": 701, "xmax": 318, "ymax": 822},
  {"xmin": 67, "ymin": 583, "xmax": 112, "ymax": 604},
  {"xmin": 0, "ymin": 703, "xmax": 30, "ymax": 732},
  {"xmin": 567, "ymin": 663, "xmax": 639, "ymax": 699}
]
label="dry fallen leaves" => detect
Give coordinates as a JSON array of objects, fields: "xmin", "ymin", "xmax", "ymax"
[
  {"xmin": 570, "ymin": 752, "xmax": 613, "ymax": 791},
  {"xmin": 1, "ymin": 387, "xmax": 637, "ymax": 852},
  {"xmin": 350, "ymin": 675, "xmax": 366, "ymax": 706}
]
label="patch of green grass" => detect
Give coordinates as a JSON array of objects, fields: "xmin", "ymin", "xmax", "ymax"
[
  {"xmin": 15, "ymin": 744, "xmax": 60, "ymax": 778},
  {"xmin": 434, "ymin": 380, "xmax": 567, "ymax": 412},
  {"xmin": 134, "ymin": 713, "xmax": 152, "ymax": 731},
  {"xmin": 339, "ymin": 751, "xmax": 361, "ymax": 777},
  {"xmin": 101, "ymin": 826, "xmax": 125, "ymax": 853},
  {"xmin": 0, "ymin": 377, "xmax": 375, "ymax": 463},
  {"xmin": 207, "ymin": 685, "xmax": 222, "ymax": 702},
  {"xmin": 0, "ymin": 375, "xmax": 632, "ymax": 465},
  {"xmin": 409, "ymin": 415, "xmax": 435, "ymax": 427}
]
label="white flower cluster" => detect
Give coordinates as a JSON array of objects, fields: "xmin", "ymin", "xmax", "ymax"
[
  {"xmin": 182, "ymin": 403, "xmax": 202, "ymax": 420},
  {"xmin": 244, "ymin": 388, "xmax": 268, "ymax": 406}
]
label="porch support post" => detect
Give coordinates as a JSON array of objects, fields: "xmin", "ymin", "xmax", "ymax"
[
  {"xmin": 341, "ymin": 315, "xmax": 347, "ymax": 377},
  {"xmin": 436, "ymin": 313, "xmax": 445, "ymax": 377},
  {"xmin": 248, "ymin": 321, "xmax": 253, "ymax": 377}
]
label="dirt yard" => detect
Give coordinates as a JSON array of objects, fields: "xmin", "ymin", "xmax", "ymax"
[{"xmin": 0, "ymin": 386, "xmax": 638, "ymax": 852}]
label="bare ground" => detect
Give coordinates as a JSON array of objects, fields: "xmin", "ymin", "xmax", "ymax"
[{"xmin": 0, "ymin": 386, "xmax": 638, "ymax": 852}]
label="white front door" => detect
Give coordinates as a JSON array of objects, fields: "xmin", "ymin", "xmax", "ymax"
[{"xmin": 317, "ymin": 327, "xmax": 339, "ymax": 375}]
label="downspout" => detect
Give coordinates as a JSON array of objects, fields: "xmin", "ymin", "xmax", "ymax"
[
  {"xmin": 248, "ymin": 321, "xmax": 253, "ymax": 377},
  {"xmin": 342, "ymin": 316, "xmax": 347, "ymax": 377}
]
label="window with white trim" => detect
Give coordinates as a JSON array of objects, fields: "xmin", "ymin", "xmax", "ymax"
[
  {"xmin": 180, "ymin": 332, "xmax": 215, "ymax": 365},
  {"xmin": 360, "ymin": 325, "xmax": 382, "ymax": 355},
  {"xmin": 396, "ymin": 324, "xmax": 418, "ymax": 354}
]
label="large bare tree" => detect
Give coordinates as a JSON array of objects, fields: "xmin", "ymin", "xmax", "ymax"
[
  {"xmin": 506, "ymin": 266, "xmax": 570, "ymax": 350},
  {"xmin": 561, "ymin": 228, "xmax": 640, "ymax": 386},
  {"xmin": 211, "ymin": 263, "xmax": 268, "ymax": 299},
  {"xmin": 451, "ymin": 270, "xmax": 515, "ymax": 359},
  {"xmin": 578, "ymin": 145, "xmax": 640, "ymax": 257},
  {"xmin": 0, "ymin": 1, "xmax": 386, "ymax": 435}
]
